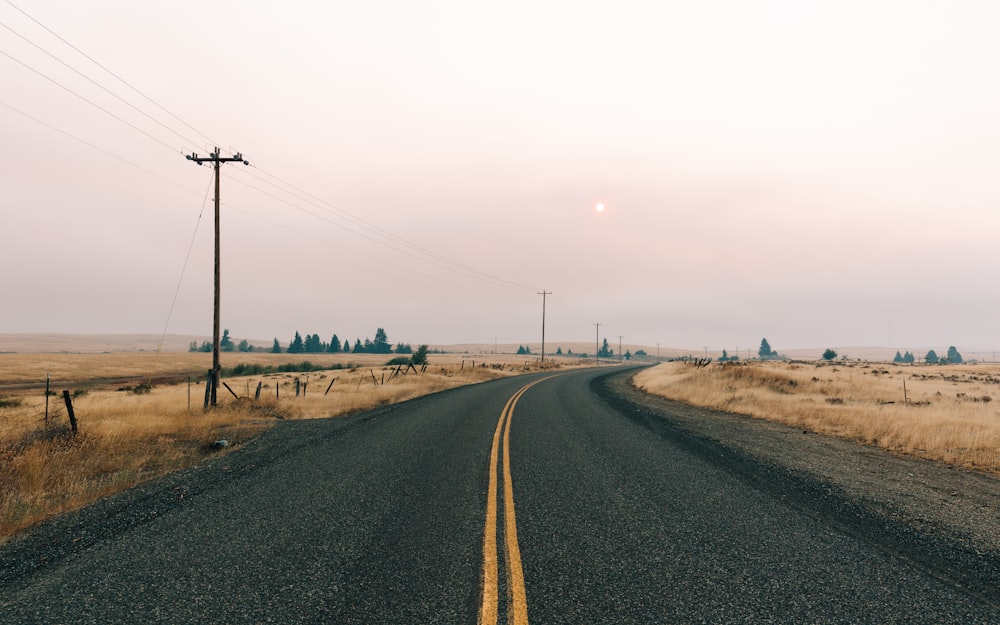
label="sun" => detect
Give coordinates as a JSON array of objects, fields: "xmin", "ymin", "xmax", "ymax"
[{"xmin": 595, "ymin": 202, "xmax": 605, "ymax": 213}]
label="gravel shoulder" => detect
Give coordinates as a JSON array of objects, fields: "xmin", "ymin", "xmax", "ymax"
[{"xmin": 597, "ymin": 368, "xmax": 1000, "ymax": 604}]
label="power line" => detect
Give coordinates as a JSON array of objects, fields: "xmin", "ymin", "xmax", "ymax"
[
  {"xmin": 3, "ymin": 0, "xmax": 216, "ymax": 146},
  {"xmin": 0, "ymin": 46, "xmax": 180, "ymax": 153},
  {"xmin": 2, "ymin": 3, "xmax": 548, "ymax": 304},
  {"xmin": 0, "ymin": 98, "xmax": 199, "ymax": 196},
  {"xmin": 150, "ymin": 172, "xmax": 215, "ymax": 383},
  {"xmin": 0, "ymin": 17, "xmax": 202, "ymax": 148},
  {"xmin": 226, "ymin": 169, "xmax": 538, "ymax": 291},
  {"xmin": 0, "ymin": 92, "xmax": 530, "ymax": 301},
  {"xmin": 234, "ymin": 165, "xmax": 539, "ymax": 291}
]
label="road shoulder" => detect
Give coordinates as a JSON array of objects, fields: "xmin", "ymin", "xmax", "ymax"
[{"xmin": 596, "ymin": 368, "xmax": 1000, "ymax": 604}]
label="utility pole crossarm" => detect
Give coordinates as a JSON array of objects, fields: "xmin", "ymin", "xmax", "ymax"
[{"xmin": 186, "ymin": 151, "xmax": 248, "ymax": 165}]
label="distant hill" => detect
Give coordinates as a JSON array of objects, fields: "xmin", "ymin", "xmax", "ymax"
[
  {"xmin": 0, "ymin": 334, "xmax": 216, "ymax": 353},
  {"xmin": 2, "ymin": 335, "xmax": 997, "ymax": 363}
]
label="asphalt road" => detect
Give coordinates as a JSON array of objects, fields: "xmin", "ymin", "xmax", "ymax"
[{"xmin": 1, "ymin": 366, "xmax": 997, "ymax": 624}]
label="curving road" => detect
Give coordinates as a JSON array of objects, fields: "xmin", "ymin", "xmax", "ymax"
[{"xmin": 1, "ymin": 366, "xmax": 997, "ymax": 623}]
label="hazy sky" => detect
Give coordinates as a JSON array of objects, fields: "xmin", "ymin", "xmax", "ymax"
[{"xmin": 3, "ymin": 1, "xmax": 999, "ymax": 353}]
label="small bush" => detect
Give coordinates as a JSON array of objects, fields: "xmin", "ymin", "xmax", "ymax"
[
  {"xmin": 116, "ymin": 384, "xmax": 152, "ymax": 395},
  {"xmin": 0, "ymin": 396, "xmax": 22, "ymax": 408},
  {"xmin": 223, "ymin": 361, "xmax": 350, "ymax": 377}
]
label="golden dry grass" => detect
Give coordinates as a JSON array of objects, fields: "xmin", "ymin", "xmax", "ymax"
[
  {"xmin": 0, "ymin": 352, "xmax": 584, "ymax": 540},
  {"xmin": 634, "ymin": 361, "xmax": 1000, "ymax": 475}
]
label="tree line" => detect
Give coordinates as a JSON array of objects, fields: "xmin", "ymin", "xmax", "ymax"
[
  {"xmin": 189, "ymin": 327, "xmax": 416, "ymax": 355},
  {"xmin": 895, "ymin": 346, "xmax": 963, "ymax": 364}
]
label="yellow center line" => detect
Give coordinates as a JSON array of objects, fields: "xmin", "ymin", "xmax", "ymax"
[
  {"xmin": 503, "ymin": 385, "xmax": 529, "ymax": 625},
  {"xmin": 479, "ymin": 376, "xmax": 556, "ymax": 625}
]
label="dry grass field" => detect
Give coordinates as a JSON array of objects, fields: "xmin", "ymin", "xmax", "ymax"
[
  {"xmin": 0, "ymin": 350, "xmax": 585, "ymax": 540},
  {"xmin": 634, "ymin": 360, "xmax": 1000, "ymax": 476}
]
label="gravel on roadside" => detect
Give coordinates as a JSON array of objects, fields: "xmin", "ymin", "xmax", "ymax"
[{"xmin": 597, "ymin": 369, "xmax": 1000, "ymax": 605}]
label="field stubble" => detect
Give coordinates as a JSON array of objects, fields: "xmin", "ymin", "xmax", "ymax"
[
  {"xmin": 634, "ymin": 361, "xmax": 1000, "ymax": 475},
  {"xmin": 0, "ymin": 351, "xmax": 578, "ymax": 540}
]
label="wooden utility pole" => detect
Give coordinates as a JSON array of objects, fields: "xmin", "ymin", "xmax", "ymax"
[
  {"xmin": 538, "ymin": 291, "xmax": 551, "ymax": 362},
  {"xmin": 594, "ymin": 323, "xmax": 601, "ymax": 365},
  {"xmin": 618, "ymin": 336, "xmax": 623, "ymax": 363},
  {"xmin": 186, "ymin": 147, "xmax": 247, "ymax": 407}
]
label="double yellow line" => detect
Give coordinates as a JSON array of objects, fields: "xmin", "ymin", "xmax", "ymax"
[{"xmin": 478, "ymin": 376, "xmax": 552, "ymax": 625}]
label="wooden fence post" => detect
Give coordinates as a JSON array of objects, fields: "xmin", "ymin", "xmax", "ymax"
[
  {"xmin": 255, "ymin": 381, "xmax": 262, "ymax": 400},
  {"xmin": 324, "ymin": 377, "xmax": 337, "ymax": 396},
  {"xmin": 203, "ymin": 369, "xmax": 212, "ymax": 410},
  {"xmin": 45, "ymin": 373, "xmax": 50, "ymax": 432},
  {"xmin": 62, "ymin": 390, "xmax": 78, "ymax": 436}
]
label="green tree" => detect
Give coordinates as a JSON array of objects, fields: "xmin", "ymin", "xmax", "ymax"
[
  {"xmin": 237, "ymin": 339, "xmax": 251, "ymax": 352},
  {"xmin": 288, "ymin": 331, "xmax": 305, "ymax": 354},
  {"xmin": 946, "ymin": 346, "xmax": 963, "ymax": 364},
  {"xmin": 411, "ymin": 344, "xmax": 429, "ymax": 366},
  {"xmin": 327, "ymin": 334, "xmax": 341, "ymax": 353},
  {"xmin": 304, "ymin": 333, "xmax": 323, "ymax": 353},
  {"xmin": 924, "ymin": 349, "xmax": 939, "ymax": 364},
  {"xmin": 199, "ymin": 340, "xmax": 212, "ymax": 353},
  {"xmin": 271, "ymin": 338, "xmax": 282, "ymax": 353},
  {"xmin": 394, "ymin": 342, "xmax": 412, "ymax": 354},
  {"xmin": 903, "ymin": 351, "xmax": 915, "ymax": 363},
  {"xmin": 342, "ymin": 339, "xmax": 351, "ymax": 353},
  {"xmin": 598, "ymin": 338, "xmax": 613, "ymax": 358},
  {"xmin": 352, "ymin": 338, "xmax": 363, "ymax": 354},
  {"xmin": 555, "ymin": 347, "xmax": 563, "ymax": 355},
  {"xmin": 220, "ymin": 328, "xmax": 234, "ymax": 352},
  {"xmin": 188, "ymin": 340, "xmax": 199, "ymax": 352},
  {"xmin": 822, "ymin": 348, "xmax": 837, "ymax": 361},
  {"xmin": 634, "ymin": 349, "xmax": 647, "ymax": 357},
  {"xmin": 758, "ymin": 338, "xmax": 775, "ymax": 359},
  {"xmin": 893, "ymin": 351, "xmax": 904, "ymax": 364},
  {"xmin": 371, "ymin": 328, "xmax": 392, "ymax": 354}
]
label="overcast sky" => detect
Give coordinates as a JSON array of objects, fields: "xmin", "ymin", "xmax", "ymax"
[{"xmin": 2, "ymin": 1, "xmax": 999, "ymax": 354}]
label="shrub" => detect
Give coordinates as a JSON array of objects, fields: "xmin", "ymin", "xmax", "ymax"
[
  {"xmin": 0, "ymin": 396, "xmax": 22, "ymax": 408},
  {"xmin": 411, "ymin": 345, "xmax": 429, "ymax": 366}
]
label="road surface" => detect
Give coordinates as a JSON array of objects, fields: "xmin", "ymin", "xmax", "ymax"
[{"xmin": 1, "ymin": 366, "xmax": 997, "ymax": 623}]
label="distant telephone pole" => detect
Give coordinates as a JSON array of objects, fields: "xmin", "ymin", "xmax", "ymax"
[
  {"xmin": 594, "ymin": 323, "xmax": 601, "ymax": 365},
  {"xmin": 186, "ymin": 147, "xmax": 248, "ymax": 407},
  {"xmin": 538, "ymin": 291, "xmax": 551, "ymax": 362},
  {"xmin": 618, "ymin": 336, "xmax": 623, "ymax": 363}
]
